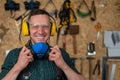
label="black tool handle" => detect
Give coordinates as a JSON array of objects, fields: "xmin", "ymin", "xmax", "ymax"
[{"xmin": 90, "ymin": 0, "xmax": 96, "ymax": 21}]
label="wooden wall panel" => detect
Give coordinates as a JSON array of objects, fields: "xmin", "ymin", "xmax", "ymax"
[{"xmin": 0, "ymin": 0, "xmax": 120, "ymax": 80}]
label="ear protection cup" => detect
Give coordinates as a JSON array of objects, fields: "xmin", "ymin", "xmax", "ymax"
[
  {"xmin": 21, "ymin": 21, "xmax": 30, "ymax": 36},
  {"xmin": 21, "ymin": 15, "xmax": 57, "ymax": 36}
]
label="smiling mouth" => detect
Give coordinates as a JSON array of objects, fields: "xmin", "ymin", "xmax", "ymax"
[{"xmin": 36, "ymin": 36, "xmax": 44, "ymax": 38}]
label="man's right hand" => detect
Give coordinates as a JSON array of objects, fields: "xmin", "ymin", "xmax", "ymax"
[
  {"xmin": 15, "ymin": 46, "xmax": 34, "ymax": 71},
  {"xmin": 2, "ymin": 47, "xmax": 34, "ymax": 80}
]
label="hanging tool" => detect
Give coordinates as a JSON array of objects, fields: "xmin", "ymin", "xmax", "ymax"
[
  {"xmin": 87, "ymin": 42, "xmax": 96, "ymax": 55},
  {"xmin": 92, "ymin": 59, "xmax": 100, "ymax": 75},
  {"xmin": 102, "ymin": 57, "xmax": 108, "ymax": 80},
  {"xmin": 57, "ymin": 0, "xmax": 77, "ymax": 44},
  {"xmin": 43, "ymin": 0, "xmax": 58, "ymax": 18},
  {"xmin": 77, "ymin": 0, "xmax": 91, "ymax": 18},
  {"xmin": 15, "ymin": 11, "xmax": 30, "ymax": 21},
  {"xmin": 90, "ymin": 0, "xmax": 96, "ymax": 21},
  {"xmin": 24, "ymin": 0, "xmax": 40, "ymax": 10},
  {"xmin": 95, "ymin": 22, "xmax": 102, "ymax": 41},
  {"xmin": 4, "ymin": 0, "xmax": 20, "ymax": 11},
  {"xmin": 102, "ymin": 57, "xmax": 120, "ymax": 80},
  {"xmin": 61, "ymin": 31, "xmax": 66, "ymax": 49},
  {"xmin": 86, "ymin": 57, "xmax": 95, "ymax": 80},
  {"xmin": 110, "ymin": 64, "xmax": 116, "ymax": 80},
  {"xmin": 111, "ymin": 31, "xmax": 120, "ymax": 45},
  {"xmin": 69, "ymin": 25, "xmax": 79, "ymax": 54},
  {"xmin": 80, "ymin": 57, "xmax": 85, "ymax": 74},
  {"xmin": 4, "ymin": 0, "xmax": 20, "ymax": 18}
]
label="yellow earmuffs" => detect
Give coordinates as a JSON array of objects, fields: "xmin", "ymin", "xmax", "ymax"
[
  {"xmin": 22, "ymin": 21, "xmax": 29, "ymax": 36},
  {"xmin": 21, "ymin": 17, "xmax": 57, "ymax": 36}
]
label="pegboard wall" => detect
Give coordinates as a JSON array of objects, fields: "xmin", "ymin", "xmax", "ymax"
[{"xmin": 0, "ymin": 0, "xmax": 120, "ymax": 80}]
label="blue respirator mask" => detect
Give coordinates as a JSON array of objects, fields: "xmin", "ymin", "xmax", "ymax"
[{"xmin": 25, "ymin": 40, "xmax": 51, "ymax": 59}]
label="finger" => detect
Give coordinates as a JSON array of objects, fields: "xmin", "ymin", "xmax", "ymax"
[
  {"xmin": 49, "ymin": 50, "xmax": 56, "ymax": 59},
  {"xmin": 24, "ymin": 53, "xmax": 34, "ymax": 62},
  {"xmin": 25, "ymin": 49, "xmax": 31, "ymax": 55},
  {"xmin": 49, "ymin": 55, "xmax": 55, "ymax": 61},
  {"xmin": 53, "ymin": 46, "xmax": 61, "ymax": 53},
  {"xmin": 54, "ymin": 46, "xmax": 60, "ymax": 50},
  {"xmin": 49, "ymin": 52, "xmax": 55, "ymax": 57},
  {"xmin": 21, "ymin": 47, "xmax": 32, "ymax": 56},
  {"xmin": 21, "ymin": 46, "xmax": 27, "ymax": 53},
  {"xmin": 27, "ymin": 56, "xmax": 34, "ymax": 62},
  {"xmin": 49, "ymin": 46, "xmax": 61, "ymax": 58},
  {"xmin": 50, "ymin": 48, "xmax": 59, "ymax": 54}
]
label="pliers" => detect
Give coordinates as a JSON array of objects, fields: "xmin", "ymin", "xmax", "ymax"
[{"xmin": 93, "ymin": 59, "xmax": 100, "ymax": 75}]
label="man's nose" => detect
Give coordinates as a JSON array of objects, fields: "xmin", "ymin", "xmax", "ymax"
[{"xmin": 38, "ymin": 26, "xmax": 45, "ymax": 33}]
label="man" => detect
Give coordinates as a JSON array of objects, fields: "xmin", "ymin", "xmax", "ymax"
[{"xmin": 0, "ymin": 9, "xmax": 86, "ymax": 80}]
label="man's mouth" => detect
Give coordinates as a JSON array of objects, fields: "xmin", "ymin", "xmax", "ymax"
[{"xmin": 36, "ymin": 36, "xmax": 45, "ymax": 39}]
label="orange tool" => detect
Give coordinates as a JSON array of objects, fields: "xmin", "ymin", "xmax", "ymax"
[{"xmin": 95, "ymin": 22, "xmax": 102, "ymax": 41}]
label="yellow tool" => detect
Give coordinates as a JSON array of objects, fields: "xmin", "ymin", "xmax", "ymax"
[
  {"xmin": 50, "ymin": 19, "xmax": 57, "ymax": 36},
  {"xmin": 65, "ymin": 1, "xmax": 73, "ymax": 8}
]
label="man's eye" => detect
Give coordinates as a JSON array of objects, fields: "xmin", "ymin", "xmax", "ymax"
[
  {"xmin": 32, "ymin": 25, "xmax": 39, "ymax": 28},
  {"xmin": 31, "ymin": 25, "xmax": 49, "ymax": 29},
  {"xmin": 42, "ymin": 25, "xmax": 49, "ymax": 28}
]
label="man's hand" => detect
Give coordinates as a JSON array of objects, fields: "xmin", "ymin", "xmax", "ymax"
[
  {"xmin": 16, "ymin": 46, "xmax": 34, "ymax": 71},
  {"xmin": 49, "ymin": 46, "xmax": 86, "ymax": 80},
  {"xmin": 49, "ymin": 45, "xmax": 67, "ymax": 69},
  {"xmin": 1, "ymin": 47, "xmax": 34, "ymax": 80}
]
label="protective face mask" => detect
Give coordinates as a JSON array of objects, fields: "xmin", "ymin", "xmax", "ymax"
[{"xmin": 32, "ymin": 42, "xmax": 50, "ymax": 58}]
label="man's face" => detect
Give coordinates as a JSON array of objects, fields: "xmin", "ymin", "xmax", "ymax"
[{"xmin": 29, "ymin": 14, "xmax": 50, "ymax": 44}]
